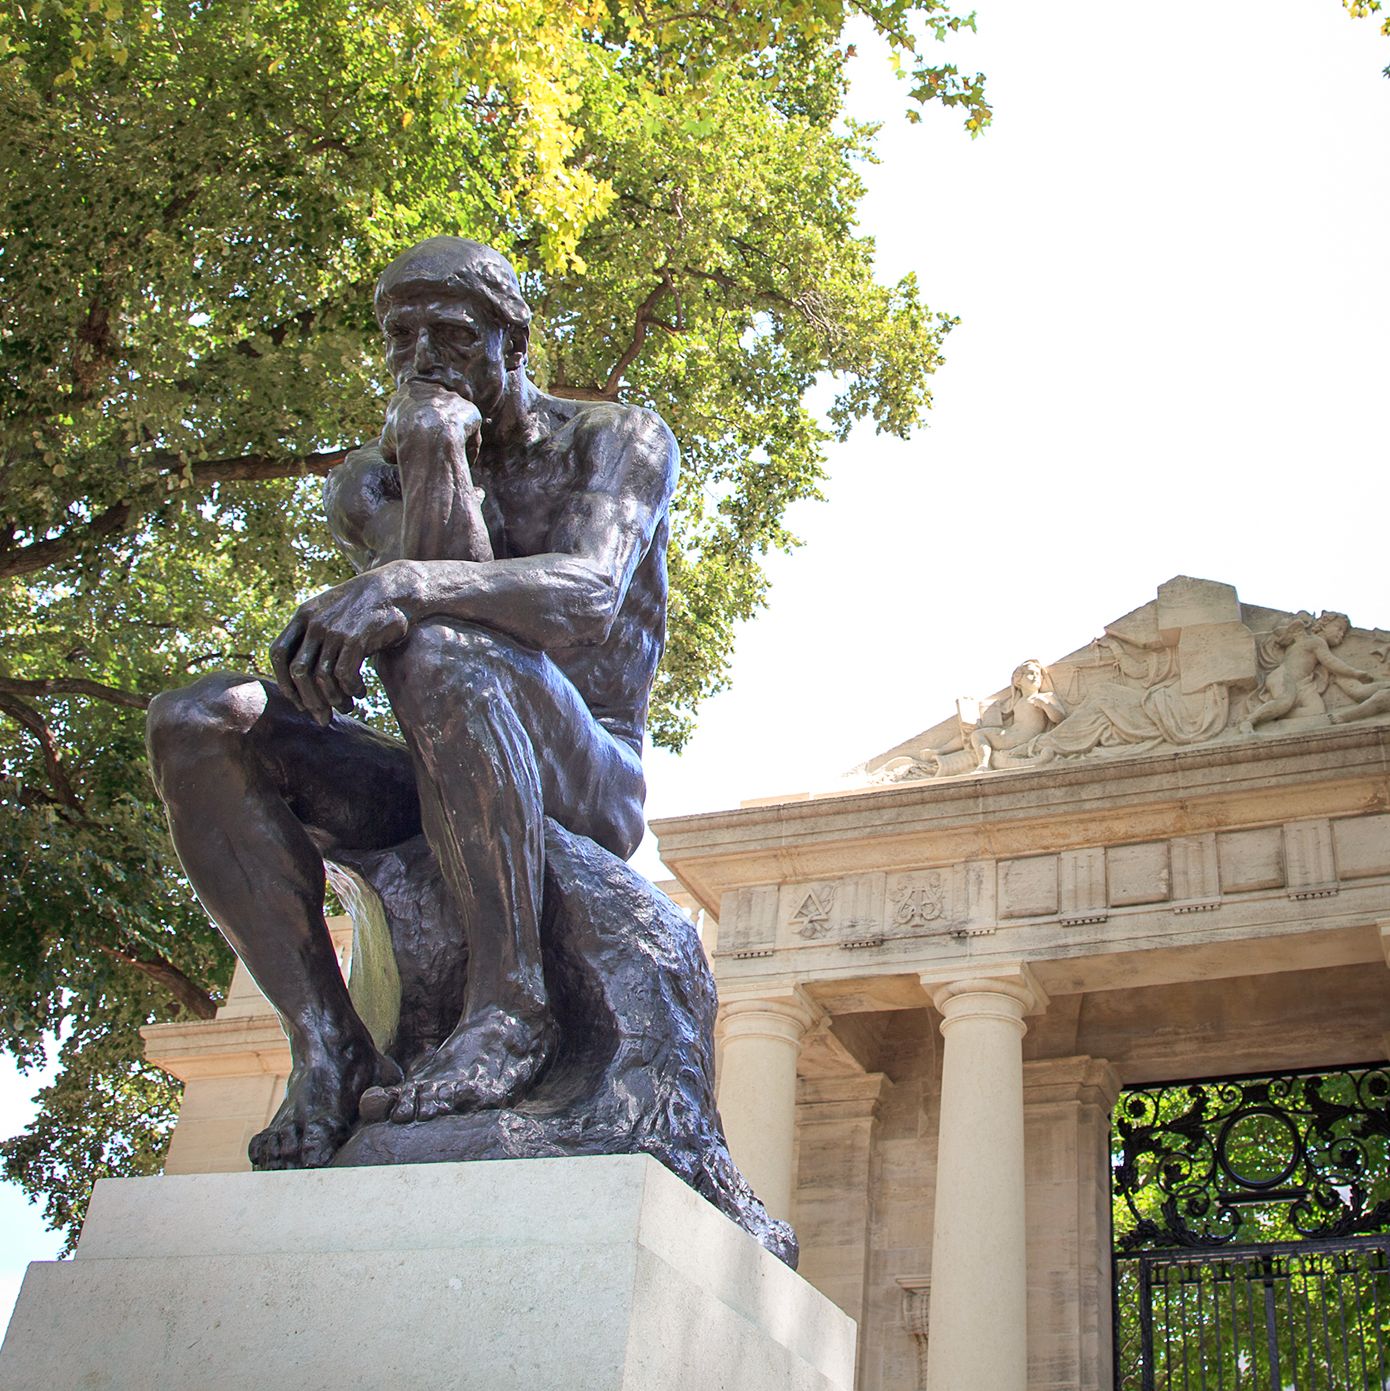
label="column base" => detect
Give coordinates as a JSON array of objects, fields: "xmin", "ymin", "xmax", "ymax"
[{"xmin": 0, "ymin": 1155, "xmax": 855, "ymax": 1391}]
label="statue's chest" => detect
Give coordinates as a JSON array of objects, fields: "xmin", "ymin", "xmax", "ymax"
[{"xmin": 478, "ymin": 454, "xmax": 571, "ymax": 560}]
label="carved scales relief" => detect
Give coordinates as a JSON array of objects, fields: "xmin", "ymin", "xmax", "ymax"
[{"xmin": 889, "ymin": 874, "xmax": 945, "ymax": 928}]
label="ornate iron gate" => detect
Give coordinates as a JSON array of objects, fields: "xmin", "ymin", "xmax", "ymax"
[{"xmin": 1112, "ymin": 1066, "xmax": 1390, "ymax": 1390}]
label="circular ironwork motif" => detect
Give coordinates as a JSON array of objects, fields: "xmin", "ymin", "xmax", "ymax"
[{"xmin": 1215, "ymin": 1106, "xmax": 1302, "ymax": 1189}]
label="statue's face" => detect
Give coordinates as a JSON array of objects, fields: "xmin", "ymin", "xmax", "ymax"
[
  {"xmin": 381, "ymin": 292, "xmax": 509, "ymax": 416},
  {"xmin": 1014, "ymin": 660, "xmax": 1043, "ymax": 693}
]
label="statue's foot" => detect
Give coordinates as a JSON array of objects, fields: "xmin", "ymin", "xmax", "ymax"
[
  {"xmin": 359, "ymin": 1006, "xmax": 555, "ymax": 1124},
  {"xmin": 250, "ymin": 1037, "xmax": 401, "ymax": 1169}
]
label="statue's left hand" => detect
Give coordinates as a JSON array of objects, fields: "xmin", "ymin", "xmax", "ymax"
[{"xmin": 270, "ymin": 562, "xmax": 417, "ymax": 722}]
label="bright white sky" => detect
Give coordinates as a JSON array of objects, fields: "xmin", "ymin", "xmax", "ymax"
[{"xmin": 2, "ymin": 0, "xmax": 1387, "ymax": 1335}]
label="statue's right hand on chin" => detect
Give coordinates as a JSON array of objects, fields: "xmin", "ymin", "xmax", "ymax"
[{"xmin": 382, "ymin": 379, "xmax": 483, "ymax": 466}]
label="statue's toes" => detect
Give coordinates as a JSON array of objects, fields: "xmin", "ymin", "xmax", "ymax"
[
  {"xmin": 299, "ymin": 1124, "xmax": 340, "ymax": 1168},
  {"xmin": 390, "ymin": 1088, "xmax": 421, "ymax": 1125},
  {"xmin": 358, "ymin": 1086, "xmax": 395, "ymax": 1124},
  {"xmin": 249, "ymin": 1125, "xmax": 297, "ymax": 1171},
  {"xmin": 417, "ymin": 1083, "xmax": 455, "ymax": 1120}
]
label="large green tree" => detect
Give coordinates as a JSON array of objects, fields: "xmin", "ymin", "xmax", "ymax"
[{"xmin": 0, "ymin": 0, "xmax": 991, "ymax": 1246}]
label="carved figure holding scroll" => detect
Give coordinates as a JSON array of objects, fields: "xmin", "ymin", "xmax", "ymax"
[
  {"xmin": 1240, "ymin": 612, "xmax": 1372, "ymax": 734},
  {"xmin": 145, "ymin": 238, "xmax": 677, "ymax": 1169},
  {"xmin": 967, "ymin": 659, "xmax": 1067, "ymax": 770},
  {"xmin": 874, "ymin": 659, "xmax": 1066, "ymax": 779}
]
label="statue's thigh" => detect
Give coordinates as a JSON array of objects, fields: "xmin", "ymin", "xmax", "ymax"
[
  {"xmin": 252, "ymin": 685, "xmax": 422, "ymax": 852},
  {"xmin": 378, "ymin": 622, "xmax": 643, "ymax": 857}
]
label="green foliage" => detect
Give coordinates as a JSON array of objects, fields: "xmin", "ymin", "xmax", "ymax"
[{"xmin": 0, "ymin": 0, "xmax": 986, "ymax": 1247}]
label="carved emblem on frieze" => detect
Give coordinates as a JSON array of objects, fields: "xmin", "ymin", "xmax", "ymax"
[
  {"xmin": 889, "ymin": 873, "xmax": 946, "ymax": 928},
  {"xmin": 789, "ymin": 884, "xmax": 837, "ymax": 939}
]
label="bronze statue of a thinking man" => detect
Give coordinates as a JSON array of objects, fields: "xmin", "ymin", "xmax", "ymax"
[{"xmin": 146, "ymin": 238, "xmax": 679, "ymax": 1170}]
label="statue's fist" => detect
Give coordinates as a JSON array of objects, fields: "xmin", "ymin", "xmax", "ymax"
[{"xmin": 382, "ymin": 380, "xmax": 482, "ymax": 462}]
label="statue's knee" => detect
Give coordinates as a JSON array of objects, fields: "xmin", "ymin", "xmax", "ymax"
[
  {"xmin": 383, "ymin": 623, "xmax": 516, "ymax": 728},
  {"xmin": 146, "ymin": 674, "xmax": 269, "ymax": 772}
]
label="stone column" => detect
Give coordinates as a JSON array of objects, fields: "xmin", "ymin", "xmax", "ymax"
[
  {"xmin": 717, "ymin": 990, "xmax": 819, "ymax": 1223},
  {"xmin": 920, "ymin": 964, "xmax": 1048, "ymax": 1391},
  {"xmin": 1023, "ymin": 1055, "xmax": 1122, "ymax": 1391},
  {"xmin": 795, "ymin": 1072, "xmax": 892, "ymax": 1329}
]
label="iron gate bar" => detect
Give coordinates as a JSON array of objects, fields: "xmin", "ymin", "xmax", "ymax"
[{"xmin": 1119, "ymin": 1238, "xmax": 1390, "ymax": 1391}]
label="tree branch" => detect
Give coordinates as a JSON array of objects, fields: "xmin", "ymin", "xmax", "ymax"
[
  {"xmin": 552, "ymin": 272, "xmax": 675, "ymax": 402},
  {"xmin": 0, "ymin": 448, "xmax": 349, "ymax": 581},
  {"xmin": 0, "ymin": 676, "xmax": 150, "ymax": 710},
  {"xmin": 96, "ymin": 943, "xmax": 217, "ymax": 1020},
  {"xmin": 0, "ymin": 692, "xmax": 85, "ymax": 813}
]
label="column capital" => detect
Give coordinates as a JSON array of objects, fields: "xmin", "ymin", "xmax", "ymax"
[
  {"xmin": 718, "ymin": 987, "xmax": 822, "ymax": 1044},
  {"xmin": 919, "ymin": 961, "xmax": 1049, "ymax": 1021}
]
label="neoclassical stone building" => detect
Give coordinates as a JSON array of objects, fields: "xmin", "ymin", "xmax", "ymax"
[{"xmin": 145, "ymin": 577, "xmax": 1390, "ymax": 1390}]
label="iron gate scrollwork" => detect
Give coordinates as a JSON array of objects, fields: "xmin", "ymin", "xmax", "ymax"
[{"xmin": 1112, "ymin": 1065, "xmax": 1390, "ymax": 1390}]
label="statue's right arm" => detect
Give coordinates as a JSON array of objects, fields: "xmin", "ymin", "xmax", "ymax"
[{"xmin": 322, "ymin": 445, "xmax": 404, "ymax": 573}]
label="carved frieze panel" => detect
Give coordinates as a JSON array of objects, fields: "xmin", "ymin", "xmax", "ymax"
[
  {"xmin": 1284, "ymin": 818, "xmax": 1337, "ymax": 900},
  {"xmin": 719, "ymin": 886, "xmax": 779, "ymax": 959},
  {"xmin": 999, "ymin": 856, "xmax": 1060, "ymax": 920},
  {"xmin": 1331, "ymin": 813, "xmax": 1390, "ymax": 881},
  {"xmin": 779, "ymin": 875, "xmax": 887, "ymax": 949},
  {"xmin": 838, "ymin": 874, "xmax": 887, "ymax": 949},
  {"xmin": 1106, "ymin": 841, "xmax": 1171, "ymax": 907},
  {"xmin": 1170, "ymin": 833, "xmax": 1220, "ymax": 911},
  {"xmin": 786, "ymin": 882, "xmax": 838, "ymax": 940},
  {"xmin": 1218, "ymin": 827, "xmax": 1285, "ymax": 894},
  {"xmin": 881, "ymin": 865, "xmax": 992, "ymax": 940},
  {"xmin": 888, "ymin": 872, "xmax": 946, "ymax": 930},
  {"xmin": 1060, "ymin": 848, "xmax": 1108, "ymax": 924}
]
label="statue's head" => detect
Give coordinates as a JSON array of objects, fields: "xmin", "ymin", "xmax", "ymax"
[
  {"xmin": 1312, "ymin": 611, "xmax": 1351, "ymax": 645},
  {"xmin": 374, "ymin": 237, "xmax": 532, "ymax": 415},
  {"xmin": 1011, "ymin": 659, "xmax": 1047, "ymax": 696}
]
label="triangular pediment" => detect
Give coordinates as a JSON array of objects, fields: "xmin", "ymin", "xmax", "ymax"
[{"xmin": 858, "ymin": 577, "xmax": 1390, "ymax": 783}]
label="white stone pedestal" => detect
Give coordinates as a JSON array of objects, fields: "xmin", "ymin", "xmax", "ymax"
[{"xmin": 0, "ymin": 1154, "xmax": 855, "ymax": 1391}]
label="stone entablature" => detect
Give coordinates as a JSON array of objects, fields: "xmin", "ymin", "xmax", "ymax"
[
  {"xmin": 722, "ymin": 810, "xmax": 1389, "ymax": 954},
  {"xmin": 654, "ymin": 720, "xmax": 1390, "ymax": 1010}
]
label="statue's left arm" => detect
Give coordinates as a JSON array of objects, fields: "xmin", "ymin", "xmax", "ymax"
[{"xmin": 272, "ymin": 408, "xmax": 678, "ymax": 720}]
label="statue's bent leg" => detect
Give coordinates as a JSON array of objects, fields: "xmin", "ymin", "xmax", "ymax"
[
  {"xmin": 365, "ymin": 621, "xmax": 644, "ymax": 1123},
  {"xmin": 146, "ymin": 673, "xmax": 420, "ymax": 1167}
]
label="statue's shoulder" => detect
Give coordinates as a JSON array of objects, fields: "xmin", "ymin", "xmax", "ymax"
[
  {"xmin": 562, "ymin": 397, "xmax": 676, "ymax": 456},
  {"xmin": 546, "ymin": 397, "xmax": 679, "ymax": 488}
]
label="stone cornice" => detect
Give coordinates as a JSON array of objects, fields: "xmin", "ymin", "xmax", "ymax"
[{"xmin": 653, "ymin": 722, "xmax": 1390, "ymax": 916}]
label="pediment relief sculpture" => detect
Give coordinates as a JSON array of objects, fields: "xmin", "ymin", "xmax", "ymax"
[{"xmin": 865, "ymin": 579, "xmax": 1390, "ymax": 784}]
